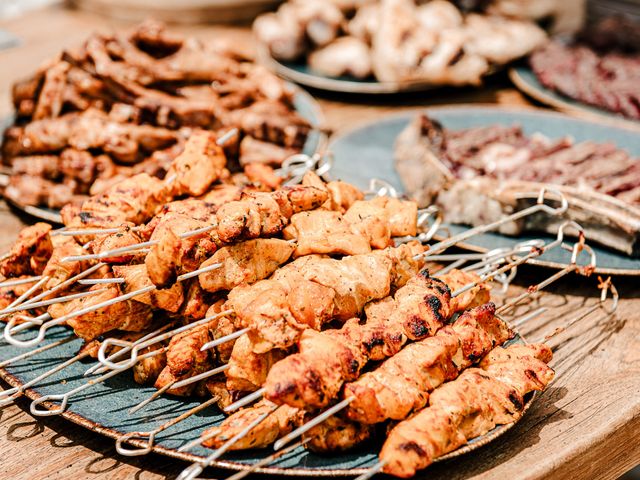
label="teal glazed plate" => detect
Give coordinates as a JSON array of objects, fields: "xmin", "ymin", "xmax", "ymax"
[
  {"xmin": 1, "ymin": 84, "xmax": 325, "ymax": 225},
  {"xmin": 509, "ymin": 66, "xmax": 640, "ymax": 131},
  {"xmin": 0, "ymin": 325, "xmax": 530, "ymax": 476},
  {"xmin": 328, "ymin": 105, "xmax": 640, "ymax": 275}
]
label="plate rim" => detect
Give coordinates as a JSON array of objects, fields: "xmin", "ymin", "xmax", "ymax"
[
  {"xmin": 0, "ymin": 330, "xmax": 534, "ymax": 476},
  {"xmin": 509, "ymin": 66, "xmax": 640, "ymax": 132},
  {"xmin": 327, "ymin": 103, "xmax": 640, "ymax": 275}
]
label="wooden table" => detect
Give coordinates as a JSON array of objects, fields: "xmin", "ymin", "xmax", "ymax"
[{"xmin": 0, "ymin": 6, "xmax": 639, "ymax": 480}]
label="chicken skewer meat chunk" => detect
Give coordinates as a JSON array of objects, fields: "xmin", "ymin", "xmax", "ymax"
[
  {"xmin": 380, "ymin": 343, "xmax": 554, "ymax": 477},
  {"xmin": 300, "ymin": 171, "xmax": 365, "ymax": 214},
  {"xmin": 87, "ymin": 225, "xmax": 148, "ymax": 263},
  {"xmin": 62, "ymin": 172, "xmax": 168, "ymax": 231},
  {"xmin": 41, "ymin": 235, "xmax": 92, "ymax": 290},
  {"xmin": 145, "ymin": 212, "xmax": 218, "ymax": 288},
  {"xmin": 0, "ymin": 223, "xmax": 53, "ymax": 277},
  {"xmin": 215, "ymin": 184, "xmax": 328, "ymax": 244},
  {"xmin": 47, "ymin": 283, "xmax": 153, "ymax": 341},
  {"xmin": 165, "ymin": 130, "xmax": 228, "ymax": 197},
  {"xmin": 198, "ymin": 239, "xmax": 296, "ymax": 293},
  {"xmin": 226, "ymin": 334, "xmax": 287, "ymax": 392},
  {"xmin": 113, "ymin": 264, "xmax": 184, "ymax": 312}
]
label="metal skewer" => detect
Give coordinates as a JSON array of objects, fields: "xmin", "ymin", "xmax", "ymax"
[
  {"xmin": 176, "ymin": 406, "xmax": 278, "ymax": 480},
  {"xmin": 116, "ymin": 395, "xmax": 221, "ymax": 456},
  {"xmin": 29, "ymin": 347, "xmax": 167, "ymax": 416},
  {"xmin": 128, "ymin": 364, "xmax": 230, "ymax": 414}
]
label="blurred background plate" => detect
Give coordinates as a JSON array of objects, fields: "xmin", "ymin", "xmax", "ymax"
[
  {"xmin": 70, "ymin": 0, "xmax": 282, "ymax": 23},
  {"xmin": 509, "ymin": 66, "xmax": 640, "ymax": 130},
  {"xmin": 329, "ymin": 105, "xmax": 640, "ymax": 275}
]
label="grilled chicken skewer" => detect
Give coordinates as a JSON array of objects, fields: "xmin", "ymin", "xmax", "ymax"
[{"xmin": 367, "ymin": 343, "xmax": 555, "ymax": 478}]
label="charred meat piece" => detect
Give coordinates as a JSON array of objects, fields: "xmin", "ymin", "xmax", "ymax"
[{"xmin": 0, "ymin": 223, "xmax": 53, "ymax": 277}]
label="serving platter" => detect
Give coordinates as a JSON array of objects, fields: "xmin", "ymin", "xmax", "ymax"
[
  {"xmin": 509, "ymin": 66, "xmax": 640, "ymax": 131},
  {"xmin": 328, "ymin": 105, "xmax": 640, "ymax": 276},
  {"xmin": 0, "ymin": 324, "xmax": 533, "ymax": 476},
  {"xmin": 0, "ymin": 84, "xmax": 325, "ymax": 225}
]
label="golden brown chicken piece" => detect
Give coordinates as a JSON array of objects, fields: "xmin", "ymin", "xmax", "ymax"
[
  {"xmin": 198, "ymin": 184, "xmax": 242, "ymax": 207},
  {"xmin": 343, "ymin": 201, "xmax": 393, "ymax": 250},
  {"xmin": 179, "ymin": 280, "xmax": 210, "ymax": 320},
  {"xmin": 204, "ymin": 378, "xmax": 236, "ymax": 410},
  {"xmin": 215, "ymin": 184, "xmax": 328, "ymax": 244},
  {"xmin": 226, "ymin": 334, "xmax": 287, "ymax": 392},
  {"xmin": 439, "ymin": 269, "xmax": 491, "ymax": 312},
  {"xmin": 344, "ymin": 303, "xmax": 513, "ymax": 424},
  {"xmin": 304, "ymin": 414, "xmax": 374, "ymax": 453},
  {"xmin": 88, "ymin": 225, "xmax": 147, "ymax": 263},
  {"xmin": 143, "ymin": 198, "xmax": 219, "ymax": 237},
  {"xmin": 300, "ymin": 171, "xmax": 365, "ymax": 214},
  {"xmin": 48, "ymin": 283, "xmax": 153, "ymax": 340},
  {"xmin": 283, "ymin": 210, "xmax": 372, "ymax": 257},
  {"xmin": 63, "ymin": 173, "xmax": 168, "ymax": 230},
  {"xmin": 201, "ymin": 400, "xmax": 304, "ymax": 450},
  {"xmin": 368, "ymin": 196, "xmax": 419, "ymax": 237},
  {"xmin": 380, "ymin": 343, "xmax": 554, "ymax": 478},
  {"xmin": 243, "ymin": 163, "xmax": 283, "ymax": 190},
  {"xmin": 198, "ymin": 238, "xmax": 295, "ymax": 293},
  {"xmin": 133, "ymin": 343, "xmax": 167, "ymax": 385},
  {"xmin": 145, "ymin": 212, "xmax": 218, "ymax": 288},
  {"xmin": 165, "ymin": 130, "xmax": 227, "ymax": 197},
  {"xmin": 0, "ymin": 222, "xmax": 53, "ymax": 277},
  {"xmin": 112, "ymin": 264, "xmax": 184, "ymax": 312},
  {"xmin": 41, "ymin": 236, "xmax": 91, "ymax": 291},
  {"xmin": 228, "ymin": 243, "xmax": 424, "ymax": 354},
  {"xmin": 166, "ymin": 322, "xmax": 211, "ymax": 378}
]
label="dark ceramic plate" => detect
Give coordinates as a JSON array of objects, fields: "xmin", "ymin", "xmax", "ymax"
[
  {"xmin": 0, "ymin": 325, "xmax": 532, "ymax": 476},
  {"xmin": 509, "ymin": 66, "xmax": 640, "ymax": 130},
  {"xmin": 328, "ymin": 105, "xmax": 640, "ymax": 275},
  {"xmin": 1, "ymin": 84, "xmax": 325, "ymax": 225}
]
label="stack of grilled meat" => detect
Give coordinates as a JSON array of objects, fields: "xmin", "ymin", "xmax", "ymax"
[{"xmin": 1, "ymin": 21, "xmax": 312, "ymax": 210}]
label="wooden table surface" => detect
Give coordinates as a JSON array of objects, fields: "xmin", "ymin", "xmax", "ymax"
[{"xmin": 0, "ymin": 5, "xmax": 639, "ymax": 480}]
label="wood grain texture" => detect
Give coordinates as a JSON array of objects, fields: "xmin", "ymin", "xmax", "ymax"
[{"xmin": 0, "ymin": 5, "xmax": 639, "ymax": 480}]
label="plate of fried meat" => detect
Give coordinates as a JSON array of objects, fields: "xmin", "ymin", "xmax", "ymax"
[{"xmin": 0, "ymin": 21, "xmax": 324, "ymax": 223}]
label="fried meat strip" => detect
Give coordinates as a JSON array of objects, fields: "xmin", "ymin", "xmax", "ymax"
[
  {"xmin": 227, "ymin": 242, "xmax": 424, "ymax": 354},
  {"xmin": 198, "ymin": 238, "xmax": 295, "ymax": 293},
  {"xmin": 343, "ymin": 303, "xmax": 513, "ymax": 424},
  {"xmin": 48, "ymin": 283, "xmax": 153, "ymax": 340},
  {"xmin": 380, "ymin": 343, "xmax": 554, "ymax": 477},
  {"xmin": 0, "ymin": 223, "xmax": 53, "ymax": 277}
]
